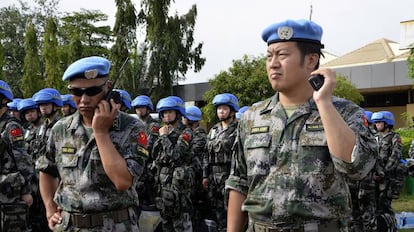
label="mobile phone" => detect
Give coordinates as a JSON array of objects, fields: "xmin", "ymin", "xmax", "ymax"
[
  {"xmin": 308, "ymin": 74, "xmax": 324, "ymax": 91},
  {"xmin": 105, "ymin": 90, "xmax": 121, "ymax": 111}
]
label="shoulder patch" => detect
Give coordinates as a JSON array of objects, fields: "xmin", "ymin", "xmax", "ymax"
[
  {"xmin": 152, "ymin": 126, "xmax": 159, "ymax": 133},
  {"xmin": 182, "ymin": 133, "xmax": 191, "ymax": 142},
  {"xmin": 138, "ymin": 131, "xmax": 148, "ymax": 147}
]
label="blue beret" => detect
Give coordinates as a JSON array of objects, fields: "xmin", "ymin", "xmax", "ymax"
[
  {"xmin": 62, "ymin": 56, "xmax": 111, "ymax": 81},
  {"xmin": 262, "ymin": 19, "xmax": 324, "ymax": 48}
]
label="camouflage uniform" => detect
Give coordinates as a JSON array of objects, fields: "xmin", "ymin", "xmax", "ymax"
[
  {"xmin": 0, "ymin": 113, "xmax": 33, "ymax": 232},
  {"xmin": 374, "ymin": 131, "xmax": 403, "ymax": 223},
  {"xmin": 29, "ymin": 116, "xmax": 60, "ymax": 232},
  {"xmin": 153, "ymin": 122, "xmax": 194, "ymax": 232},
  {"xmin": 36, "ymin": 111, "xmax": 148, "ymax": 232},
  {"xmin": 203, "ymin": 120, "xmax": 237, "ymax": 231},
  {"xmin": 190, "ymin": 126, "xmax": 208, "ymax": 230},
  {"xmin": 137, "ymin": 115, "xmax": 160, "ymax": 208},
  {"xmin": 225, "ymin": 94, "xmax": 377, "ymax": 232}
]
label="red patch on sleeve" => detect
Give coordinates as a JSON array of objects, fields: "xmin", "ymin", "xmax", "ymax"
[
  {"xmin": 10, "ymin": 128, "xmax": 22, "ymax": 137},
  {"xmin": 397, "ymin": 137, "xmax": 402, "ymax": 144},
  {"xmin": 362, "ymin": 115, "xmax": 368, "ymax": 128},
  {"xmin": 152, "ymin": 126, "xmax": 159, "ymax": 133},
  {"xmin": 138, "ymin": 131, "xmax": 148, "ymax": 147},
  {"xmin": 182, "ymin": 133, "xmax": 191, "ymax": 142}
]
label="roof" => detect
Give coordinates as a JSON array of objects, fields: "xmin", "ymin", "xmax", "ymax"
[{"xmin": 322, "ymin": 38, "xmax": 409, "ymax": 68}]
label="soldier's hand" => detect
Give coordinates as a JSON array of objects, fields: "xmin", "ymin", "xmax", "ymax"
[
  {"xmin": 202, "ymin": 178, "xmax": 209, "ymax": 190},
  {"xmin": 21, "ymin": 193, "xmax": 33, "ymax": 207},
  {"xmin": 93, "ymin": 99, "xmax": 120, "ymax": 134},
  {"xmin": 47, "ymin": 207, "xmax": 63, "ymax": 230},
  {"xmin": 159, "ymin": 125, "xmax": 170, "ymax": 136}
]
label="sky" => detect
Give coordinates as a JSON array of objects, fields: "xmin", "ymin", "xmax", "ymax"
[{"xmin": 2, "ymin": 0, "xmax": 414, "ymax": 84}]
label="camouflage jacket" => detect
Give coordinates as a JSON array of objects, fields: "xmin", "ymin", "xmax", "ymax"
[
  {"xmin": 152, "ymin": 122, "xmax": 193, "ymax": 168},
  {"xmin": 142, "ymin": 115, "xmax": 160, "ymax": 161},
  {"xmin": 203, "ymin": 120, "xmax": 238, "ymax": 178},
  {"xmin": 36, "ymin": 111, "xmax": 148, "ymax": 213},
  {"xmin": 0, "ymin": 113, "xmax": 33, "ymax": 203},
  {"xmin": 375, "ymin": 131, "xmax": 402, "ymax": 177},
  {"xmin": 191, "ymin": 126, "xmax": 207, "ymax": 176},
  {"xmin": 31, "ymin": 115, "xmax": 61, "ymax": 161},
  {"xmin": 225, "ymin": 94, "xmax": 377, "ymax": 221}
]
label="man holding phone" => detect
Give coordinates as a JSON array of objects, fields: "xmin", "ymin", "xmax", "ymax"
[
  {"xmin": 225, "ymin": 19, "xmax": 377, "ymax": 231},
  {"xmin": 36, "ymin": 56, "xmax": 148, "ymax": 231}
]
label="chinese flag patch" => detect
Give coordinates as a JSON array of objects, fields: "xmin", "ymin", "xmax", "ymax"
[
  {"xmin": 138, "ymin": 131, "xmax": 148, "ymax": 147},
  {"xmin": 182, "ymin": 133, "xmax": 191, "ymax": 142},
  {"xmin": 362, "ymin": 115, "xmax": 368, "ymax": 128},
  {"xmin": 397, "ymin": 137, "xmax": 402, "ymax": 144},
  {"xmin": 10, "ymin": 128, "xmax": 22, "ymax": 137},
  {"xmin": 152, "ymin": 126, "xmax": 159, "ymax": 133}
]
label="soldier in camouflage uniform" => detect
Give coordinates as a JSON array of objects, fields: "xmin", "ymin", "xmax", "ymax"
[
  {"xmin": 7, "ymin": 98, "xmax": 23, "ymax": 122},
  {"xmin": 225, "ymin": 19, "xmax": 377, "ymax": 232},
  {"xmin": 183, "ymin": 106, "xmax": 208, "ymax": 231},
  {"xmin": 30, "ymin": 88, "xmax": 63, "ymax": 231},
  {"xmin": 17, "ymin": 98, "xmax": 46, "ymax": 231},
  {"xmin": 372, "ymin": 111, "xmax": 403, "ymax": 231},
  {"xmin": 131, "ymin": 95, "xmax": 161, "ymax": 231},
  {"xmin": 153, "ymin": 96, "xmax": 194, "ymax": 232},
  {"xmin": 203, "ymin": 93, "xmax": 239, "ymax": 232},
  {"xmin": 0, "ymin": 80, "xmax": 34, "ymax": 232},
  {"xmin": 36, "ymin": 56, "xmax": 148, "ymax": 232},
  {"xmin": 347, "ymin": 110, "xmax": 379, "ymax": 232}
]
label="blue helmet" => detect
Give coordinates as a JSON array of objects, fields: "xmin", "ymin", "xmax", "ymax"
[
  {"xmin": 185, "ymin": 106, "xmax": 202, "ymax": 121},
  {"xmin": 32, "ymin": 88, "xmax": 63, "ymax": 107},
  {"xmin": 61, "ymin": 94, "xmax": 77, "ymax": 109},
  {"xmin": 131, "ymin": 95, "xmax": 154, "ymax": 111},
  {"xmin": 213, "ymin": 93, "xmax": 239, "ymax": 112},
  {"xmin": 0, "ymin": 80, "xmax": 13, "ymax": 101},
  {"xmin": 18, "ymin": 98, "xmax": 39, "ymax": 112},
  {"xmin": 156, "ymin": 96, "xmax": 186, "ymax": 118},
  {"xmin": 236, "ymin": 106, "xmax": 249, "ymax": 119},
  {"xmin": 364, "ymin": 110, "xmax": 374, "ymax": 124},
  {"xmin": 7, "ymin": 98, "xmax": 22, "ymax": 111},
  {"xmin": 114, "ymin": 89, "xmax": 132, "ymax": 109},
  {"xmin": 371, "ymin": 111, "xmax": 395, "ymax": 126}
]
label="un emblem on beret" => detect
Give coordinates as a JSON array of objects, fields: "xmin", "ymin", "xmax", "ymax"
[
  {"xmin": 278, "ymin": 26, "xmax": 293, "ymax": 40},
  {"xmin": 84, "ymin": 69, "xmax": 98, "ymax": 79}
]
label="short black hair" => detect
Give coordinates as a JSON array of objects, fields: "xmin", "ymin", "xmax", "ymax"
[{"xmin": 296, "ymin": 41, "xmax": 324, "ymax": 70}]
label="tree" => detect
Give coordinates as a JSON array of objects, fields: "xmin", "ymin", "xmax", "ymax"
[
  {"xmin": 60, "ymin": 9, "xmax": 112, "ymax": 60},
  {"xmin": 0, "ymin": 6, "xmax": 30, "ymax": 97},
  {"xmin": 203, "ymin": 55, "xmax": 273, "ymax": 124},
  {"xmin": 42, "ymin": 17, "xmax": 64, "ymax": 92},
  {"xmin": 203, "ymin": 55, "xmax": 364, "ymax": 124},
  {"xmin": 110, "ymin": 0, "xmax": 137, "ymax": 94},
  {"xmin": 333, "ymin": 75, "xmax": 364, "ymax": 105},
  {"xmin": 22, "ymin": 22, "xmax": 44, "ymax": 97},
  {"xmin": 0, "ymin": 38, "xmax": 3, "ymax": 81},
  {"xmin": 138, "ymin": 0, "xmax": 205, "ymax": 101},
  {"xmin": 408, "ymin": 46, "xmax": 414, "ymax": 80}
]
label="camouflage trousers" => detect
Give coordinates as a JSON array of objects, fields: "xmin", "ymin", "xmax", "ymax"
[
  {"xmin": 0, "ymin": 202, "xmax": 28, "ymax": 232},
  {"xmin": 161, "ymin": 212, "xmax": 193, "ymax": 232}
]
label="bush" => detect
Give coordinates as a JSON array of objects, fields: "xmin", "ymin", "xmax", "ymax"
[{"xmin": 396, "ymin": 128, "xmax": 414, "ymax": 159}]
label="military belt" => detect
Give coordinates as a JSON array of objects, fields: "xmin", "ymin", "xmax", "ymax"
[
  {"xmin": 70, "ymin": 208, "xmax": 130, "ymax": 228},
  {"xmin": 252, "ymin": 220, "xmax": 340, "ymax": 232}
]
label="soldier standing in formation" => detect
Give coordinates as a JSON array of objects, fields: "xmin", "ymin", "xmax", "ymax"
[
  {"xmin": 131, "ymin": 95, "xmax": 162, "ymax": 231},
  {"xmin": 0, "ymin": 80, "xmax": 33, "ymax": 232},
  {"xmin": 183, "ymin": 106, "xmax": 208, "ymax": 231},
  {"xmin": 203, "ymin": 93, "xmax": 239, "ymax": 232},
  {"xmin": 372, "ymin": 111, "xmax": 403, "ymax": 231},
  {"xmin": 226, "ymin": 19, "xmax": 377, "ymax": 232},
  {"xmin": 36, "ymin": 56, "xmax": 148, "ymax": 231},
  {"xmin": 153, "ymin": 96, "xmax": 194, "ymax": 231}
]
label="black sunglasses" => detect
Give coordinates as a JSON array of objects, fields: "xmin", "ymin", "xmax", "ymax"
[{"xmin": 68, "ymin": 81, "xmax": 107, "ymax": 97}]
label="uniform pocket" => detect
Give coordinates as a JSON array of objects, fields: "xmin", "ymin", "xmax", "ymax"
[{"xmin": 245, "ymin": 133, "xmax": 272, "ymax": 176}]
